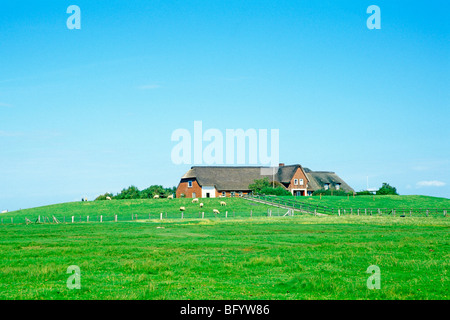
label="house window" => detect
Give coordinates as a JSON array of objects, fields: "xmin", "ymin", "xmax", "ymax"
[
  {"xmin": 324, "ymin": 183, "xmax": 330, "ymax": 190},
  {"xmin": 294, "ymin": 179, "xmax": 298, "ymax": 185},
  {"xmin": 188, "ymin": 181, "xmax": 193, "ymax": 188},
  {"xmin": 222, "ymin": 191, "xmax": 226, "ymax": 197},
  {"xmin": 336, "ymin": 183, "xmax": 341, "ymax": 190},
  {"xmin": 299, "ymin": 179, "xmax": 304, "ymax": 186},
  {"xmin": 230, "ymin": 191, "xmax": 235, "ymax": 197},
  {"xmin": 192, "ymin": 192, "xmax": 196, "ymax": 198},
  {"xmin": 239, "ymin": 191, "xmax": 243, "ymax": 197}
]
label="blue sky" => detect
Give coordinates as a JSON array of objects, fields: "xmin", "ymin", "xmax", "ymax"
[{"xmin": 0, "ymin": 0, "xmax": 449, "ymax": 210}]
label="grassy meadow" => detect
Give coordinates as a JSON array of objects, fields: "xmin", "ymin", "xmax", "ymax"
[
  {"xmin": 0, "ymin": 196, "xmax": 448, "ymax": 300},
  {"xmin": 1, "ymin": 197, "xmax": 275, "ymax": 223},
  {"xmin": 280, "ymin": 195, "xmax": 450, "ymax": 211}
]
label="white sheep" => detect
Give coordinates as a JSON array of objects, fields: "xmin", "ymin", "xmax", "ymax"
[
  {"xmin": 192, "ymin": 198, "xmax": 199, "ymax": 203},
  {"xmin": 213, "ymin": 209, "xmax": 220, "ymax": 215},
  {"xmin": 106, "ymin": 196, "xmax": 111, "ymax": 200},
  {"xmin": 199, "ymin": 203, "xmax": 204, "ymax": 208},
  {"xmin": 220, "ymin": 201, "xmax": 226, "ymax": 206},
  {"xmin": 180, "ymin": 206, "xmax": 186, "ymax": 212},
  {"xmin": 167, "ymin": 194, "xmax": 174, "ymax": 199},
  {"xmin": 153, "ymin": 195, "xmax": 160, "ymax": 199}
]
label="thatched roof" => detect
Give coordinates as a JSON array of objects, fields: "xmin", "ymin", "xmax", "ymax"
[
  {"xmin": 181, "ymin": 165, "xmax": 306, "ymax": 191},
  {"xmin": 304, "ymin": 168, "xmax": 354, "ymax": 192},
  {"xmin": 180, "ymin": 165, "xmax": 353, "ymax": 192}
]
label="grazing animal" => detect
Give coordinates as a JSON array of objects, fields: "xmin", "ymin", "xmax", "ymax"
[
  {"xmin": 180, "ymin": 206, "xmax": 186, "ymax": 212},
  {"xmin": 199, "ymin": 203, "xmax": 204, "ymax": 208},
  {"xmin": 106, "ymin": 196, "xmax": 111, "ymax": 200},
  {"xmin": 220, "ymin": 201, "xmax": 226, "ymax": 206},
  {"xmin": 1, "ymin": 210, "xmax": 7, "ymax": 214},
  {"xmin": 192, "ymin": 198, "xmax": 199, "ymax": 203},
  {"xmin": 213, "ymin": 209, "xmax": 220, "ymax": 215},
  {"xmin": 167, "ymin": 194, "xmax": 174, "ymax": 199},
  {"xmin": 153, "ymin": 195, "xmax": 160, "ymax": 199}
]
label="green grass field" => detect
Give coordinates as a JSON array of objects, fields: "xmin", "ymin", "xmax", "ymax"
[
  {"xmin": 1, "ymin": 197, "xmax": 275, "ymax": 223},
  {"xmin": 279, "ymin": 195, "xmax": 450, "ymax": 210},
  {"xmin": 0, "ymin": 196, "xmax": 448, "ymax": 300}
]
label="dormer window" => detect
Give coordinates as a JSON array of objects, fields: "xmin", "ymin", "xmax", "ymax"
[
  {"xmin": 188, "ymin": 181, "xmax": 193, "ymax": 188},
  {"xmin": 324, "ymin": 183, "xmax": 330, "ymax": 190},
  {"xmin": 299, "ymin": 179, "xmax": 304, "ymax": 186},
  {"xmin": 336, "ymin": 183, "xmax": 341, "ymax": 190},
  {"xmin": 294, "ymin": 179, "xmax": 298, "ymax": 185}
]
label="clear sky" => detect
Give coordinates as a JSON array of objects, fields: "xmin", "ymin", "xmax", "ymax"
[{"xmin": 0, "ymin": 0, "xmax": 449, "ymax": 211}]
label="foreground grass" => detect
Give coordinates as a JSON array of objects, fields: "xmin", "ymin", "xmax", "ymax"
[{"xmin": 0, "ymin": 215, "xmax": 448, "ymax": 300}]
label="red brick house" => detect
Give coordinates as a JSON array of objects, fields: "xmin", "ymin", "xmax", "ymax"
[{"xmin": 176, "ymin": 163, "xmax": 353, "ymax": 198}]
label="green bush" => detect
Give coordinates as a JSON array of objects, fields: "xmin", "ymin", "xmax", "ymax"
[
  {"xmin": 356, "ymin": 190, "xmax": 373, "ymax": 196},
  {"xmin": 260, "ymin": 186, "xmax": 292, "ymax": 196},
  {"xmin": 94, "ymin": 193, "xmax": 114, "ymax": 201},
  {"xmin": 95, "ymin": 185, "xmax": 177, "ymax": 200},
  {"xmin": 376, "ymin": 183, "xmax": 398, "ymax": 195},
  {"xmin": 249, "ymin": 178, "xmax": 291, "ymax": 196}
]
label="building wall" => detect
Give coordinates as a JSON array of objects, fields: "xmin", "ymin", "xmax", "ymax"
[
  {"xmin": 287, "ymin": 167, "xmax": 309, "ymax": 195},
  {"xmin": 202, "ymin": 186, "xmax": 218, "ymax": 198},
  {"xmin": 217, "ymin": 190, "xmax": 250, "ymax": 197},
  {"xmin": 176, "ymin": 179, "xmax": 202, "ymax": 198}
]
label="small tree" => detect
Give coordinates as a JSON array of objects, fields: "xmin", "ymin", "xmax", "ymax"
[
  {"xmin": 249, "ymin": 177, "xmax": 272, "ymax": 194},
  {"xmin": 376, "ymin": 183, "xmax": 398, "ymax": 195},
  {"xmin": 249, "ymin": 178, "xmax": 291, "ymax": 196}
]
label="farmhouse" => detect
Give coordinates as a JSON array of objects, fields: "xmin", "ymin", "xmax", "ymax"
[{"xmin": 176, "ymin": 163, "xmax": 353, "ymax": 198}]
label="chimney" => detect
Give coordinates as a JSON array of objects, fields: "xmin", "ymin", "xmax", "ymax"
[{"xmin": 279, "ymin": 163, "xmax": 285, "ymax": 167}]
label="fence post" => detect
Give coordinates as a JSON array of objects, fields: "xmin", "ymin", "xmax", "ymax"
[
  {"xmin": 72, "ymin": 216, "xmax": 74, "ymax": 223},
  {"xmin": 444, "ymin": 210, "xmax": 447, "ymax": 217},
  {"xmin": 357, "ymin": 209, "xmax": 360, "ymax": 216},
  {"xmin": 87, "ymin": 216, "xmax": 89, "ymax": 222},
  {"xmin": 365, "ymin": 209, "xmax": 367, "ymax": 215},
  {"xmin": 426, "ymin": 210, "xmax": 429, "ymax": 217},
  {"xmin": 11, "ymin": 217, "xmax": 13, "ymax": 224},
  {"xmin": 250, "ymin": 210, "xmax": 252, "ymax": 218},
  {"xmin": 226, "ymin": 211, "xmax": 228, "ymax": 218},
  {"xmin": 378, "ymin": 209, "xmax": 381, "ymax": 216},
  {"xmin": 202, "ymin": 212, "xmax": 204, "ymax": 219},
  {"xmin": 115, "ymin": 215, "xmax": 117, "ymax": 222},
  {"xmin": 338, "ymin": 209, "xmax": 340, "ymax": 216},
  {"xmin": 100, "ymin": 215, "xmax": 103, "ymax": 223},
  {"xmin": 160, "ymin": 213, "xmax": 163, "ymax": 220},
  {"xmin": 181, "ymin": 212, "xmax": 184, "ymax": 219},
  {"xmin": 351, "ymin": 208, "xmax": 353, "ymax": 215}
]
